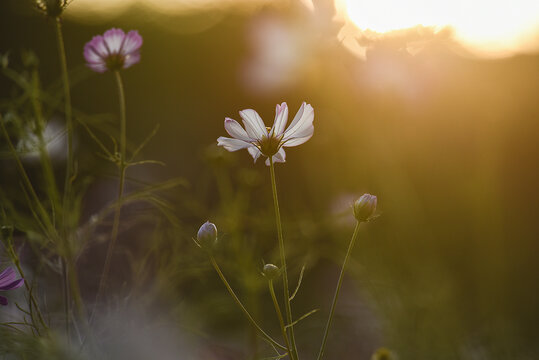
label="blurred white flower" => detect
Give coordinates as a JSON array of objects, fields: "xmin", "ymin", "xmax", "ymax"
[
  {"xmin": 217, "ymin": 102, "xmax": 314, "ymax": 166},
  {"xmin": 18, "ymin": 119, "xmax": 68, "ymax": 163}
]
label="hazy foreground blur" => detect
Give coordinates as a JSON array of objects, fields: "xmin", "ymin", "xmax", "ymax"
[{"xmin": 1, "ymin": 0, "xmax": 539, "ymax": 359}]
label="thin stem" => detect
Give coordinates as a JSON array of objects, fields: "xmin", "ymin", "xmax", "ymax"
[
  {"xmin": 316, "ymin": 221, "xmax": 361, "ymax": 360},
  {"xmin": 209, "ymin": 255, "xmax": 286, "ymax": 352},
  {"xmin": 5, "ymin": 240, "xmax": 48, "ymax": 333},
  {"xmin": 95, "ymin": 71, "xmax": 127, "ymax": 303},
  {"xmin": 269, "ymin": 158, "xmax": 299, "ymax": 360},
  {"xmin": 115, "ymin": 71, "xmax": 127, "ymax": 159},
  {"xmin": 55, "ymin": 18, "xmax": 74, "ymax": 220},
  {"xmin": 0, "ymin": 116, "xmax": 54, "ymax": 236},
  {"xmin": 269, "ymin": 280, "xmax": 292, "ymax": 358},
  {"xmin": 55, "ymin": 18, "xmax": 76, "ymax": 339}
]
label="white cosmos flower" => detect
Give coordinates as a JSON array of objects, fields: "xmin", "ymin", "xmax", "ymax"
[{"xmin": 217, "ymin": 102, "xmax": 314, "ymax": 166}]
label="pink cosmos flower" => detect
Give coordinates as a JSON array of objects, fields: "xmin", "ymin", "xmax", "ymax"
[
  {"xmin": 217, "ymin": 102, "xmax": 314, "ymax": 165},
  {"xmin": 0, "ymin": 267, "xmax": 24, "ymax": 306},
  {"xmin": 84, "ymin": 28, "xmax": 143, "ymax": 73}
]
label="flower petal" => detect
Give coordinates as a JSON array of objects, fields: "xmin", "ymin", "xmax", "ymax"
[
  {"xmin": 0, "ymin": 296, "xmax": 7, "ymax": 306},
  {"xmin": 86, "ymin": 62, "xmax": 108, "ymax": 73},
  {"xmin": 283, "ymin": 102, "xmax": 314, "ymax": 141},
  {"xmin": 224, "ymin": 118, "xmax": 252, "ymax": 142},
  {"xmin": 283, "ymin": 131, "xmax": 313, "ymax": 147},
  {"xmin": 122, "ymin": 30, "xmax": 143, "ymax": 55},
  {"xmin": 0, "ymin": 279, "xmax": 24, "ymax": 291},
  {"xmin": 103, "ymin": 28, "xmax": 126, "ymax": 54},
  {"xmin": 239, "ymin": 109, "xmax": 268, "ymax": 140},
  {"xmin": 0, "ymin": 268, "xmax": 15, "ymax": 287},
  {"xmin": 271, "ymin": 102, "xmax": 288, "ymax": 137},
  {"xmin": 265, "ymin": 148, "xmax": 286, "ymax": 166},
  {"xmin": 83, "ymin": 38, "xmax": 105, "ymax": 64},
  {"xmin": 217, "ymin": 137, "xmax": 252, "ymax": 152},
  {"xmin": 248, "ymin": 146, "xmax": 262, "ymax": 163},
  {"xmin": 123, "ymin": 52, "xmax": 141, "ymax": 69},
  {"xmin": 85, "ymin": 35, "xmax": 108, "ymax": 58}
]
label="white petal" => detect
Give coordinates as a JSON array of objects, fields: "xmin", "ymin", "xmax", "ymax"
[
  {"xmin": 217, "ymin": 137, "xmax": 252, "ymax": 152},
  {"xmin": 283, "ymin": 130, "xmax": 313, "ymax": 147},
  {"xmin": 265, "ymin": 148, "xmax": 286, "ymax": 166},
  {"xmin": 240, "ymin": 109, "xmax": 268, "ymax": 140},
  {"xmin": 224, "ymin": 118, "xmax": 252, "ymax": 142},
  {"xmin": 271, "ymin": 102, "xmax": 288, "ymax": 137},
  {"xmin": 283, "ymin": 102, "xmax": 314, "ymax": 141},
  {"xmin": 103, "ymin": 28, "xmax": 126, "ymax": 54},
  {"xmin": 247, "ymin": 146, "xmax": 262, "ymax": 163}
]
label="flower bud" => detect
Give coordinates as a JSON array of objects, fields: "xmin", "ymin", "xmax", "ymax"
[
  {"xmin": 353, "ymin": 194, "xmax": 377, "ymax": 222},
  {"xmin": 36, "ymin": 0, "xmax": 69, "ymax": 18},
  {"xmin": 262, "ymin": 264, "xmax": 280, "ymax": 280},
  {"xmin": 196, "ymin": 221, "xmax": 217, "ymax": 250}
]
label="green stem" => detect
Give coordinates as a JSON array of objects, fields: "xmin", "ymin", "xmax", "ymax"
[
  {"xmin": 269, "ymin": 158, "xmax": 299, "ymax": 360},
  {"xmin": 316, "ymin": 221, "xmax": 361, "ymax": 360},
  {"xmin": 0, "ymin": 117, "xmax": 54, "ymax": 236},
  {"xmin": 209, "ymin": 255, "xmax": 286, "ymax": 352},
  {"xmin": 269, "ymin": 280, "xmax": 292, "ymax": 358},
  {"xmin": 5, "ymin": 238, "xmax": 48, "ymax": 333},
  {"xmin": 29, "ymin": 68, "xmax": 60, "ymax": 218},
  {"xmin": 55, "ymin": 18, "xmax": 74, "ymax": 219},
  {"xmin": 55, "ymin": 18, "xmax": 76, "ymax": 338},
  {"xmin": 115, "ymin": 71, "xmax": 127, "ymax": 159},
  {"xmin": 96, "ymin": 71, "xmax": 127, "ymax": 302}
]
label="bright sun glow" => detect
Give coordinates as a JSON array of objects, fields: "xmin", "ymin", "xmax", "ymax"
[
  {"xmin": 68, "ymin": 0, "xmax": 539, "ymax": 57},
  {"xmin": 344, "ymin": 0, "xmax": 539, "ymax": 56}
]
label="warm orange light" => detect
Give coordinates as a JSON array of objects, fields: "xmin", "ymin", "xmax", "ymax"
[{"xmin": 343, "ymin": 0, "xmax": 539, "ymax": 56}]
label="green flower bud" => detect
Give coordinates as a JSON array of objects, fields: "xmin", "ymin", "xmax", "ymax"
[
  {"xmin": 35, "ymin": 0, "xmax": 69, "ymax": 18},
  {"xmin": 196, "ymin": 221, "xmax": 217, "ymax": 250},
  {"xmin": 353, "ymin": 193, "xmax": 377, "ymax": 222},
  {"xmin": 262, "ymin": 264, "xmax": 280, "ymax": 280}
]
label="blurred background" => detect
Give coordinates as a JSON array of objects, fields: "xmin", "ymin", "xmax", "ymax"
[{"xmin": 1, "ymin": 0, "xmax": 539, "ymax": 359}]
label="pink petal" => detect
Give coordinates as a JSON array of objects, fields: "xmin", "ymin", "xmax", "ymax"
[
  {"xmin": 0, "ymin": 268, "xmax": 15, "ymax": 286},
  {"xmin": 123, "ymin": 52, "xmax": 141, "ymax": 69},
  {"xmin": 103, "ymin": 28, "xmax": 126, "ymax": 54},
  {"xmin": 86, "ymin": 62, "xmax": 108, "ymax": 73},
  {"xmin": 0, "ymin": 278, "xmax": 24, "ymax": 291},
  {"xmin": 122, "ymin": 30, "xmax": 143, "ymax": 55}
]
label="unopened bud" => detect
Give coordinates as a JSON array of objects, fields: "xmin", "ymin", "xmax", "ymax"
[
  {"xmin": 353, "ymin": 194, "xmax": 377, "ymax": 222},
  {"xmin": 262, "ymin": 264, "xmax": 280, "ymax": 280},
  {"xmin": 196, "ymin": 221, "xmax": 217, "ymax": 250},
  {"xmin": 36, "ymin": 0, "xmax": 69, "ymax": 18}
]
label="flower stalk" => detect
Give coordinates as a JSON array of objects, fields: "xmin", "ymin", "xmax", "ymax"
[
  {"xmin": 269, "ymin": 158, "xmax": 299, "ymax": 360},
  {"xmin": 96, "ymin": 70, "xmax": 127, "ymax": 302},
  {"xmin": 268, "ymin": 279, "xmax": 293, "ymax": 358},
  {"xmin": 209, "ymin": 254, "xmax": 287, "ymax": 352},
  {"xmin": 316, "ymin": 221, "xmax": 361, "ymax": 360},
  {"xmin": 54, "ymin": 16, "xmax": 76, "ymax": 340}
]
